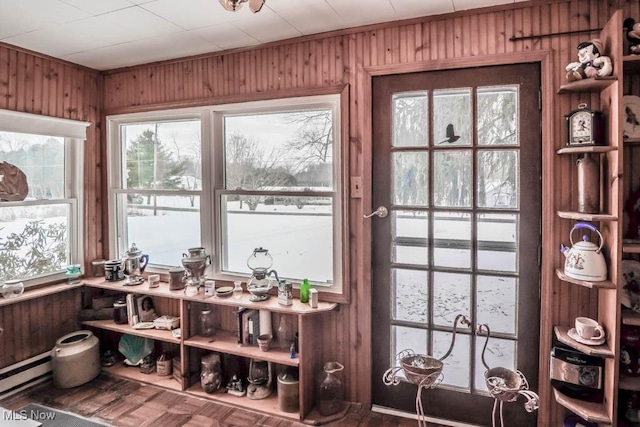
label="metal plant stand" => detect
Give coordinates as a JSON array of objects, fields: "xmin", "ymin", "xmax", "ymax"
[
  {"xmin": 382, "ymin": 314, "xmax": 470, "ymax": 427},
  {"xmin": 478, "ymin": 324, "xmax": 539, "ymax": 427}
]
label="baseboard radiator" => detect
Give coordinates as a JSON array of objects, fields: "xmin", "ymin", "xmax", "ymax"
[{"xmin": 0, "ymin": 352, "xmax": 52, "ymax": 400}]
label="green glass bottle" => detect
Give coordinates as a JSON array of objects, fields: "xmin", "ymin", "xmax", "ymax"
[{"xmin": 300, "ymin": 279, "xmax": 310, "ymax": 303}]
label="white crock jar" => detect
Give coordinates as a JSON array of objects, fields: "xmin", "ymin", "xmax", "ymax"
[{"xmin": 51, "ymin": 330, "xmax": 100, "ymax": 389}]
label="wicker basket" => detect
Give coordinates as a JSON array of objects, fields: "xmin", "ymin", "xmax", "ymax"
[{"xmin": 400, "ymin": 355, "xmax": 443, "ymax": 386}]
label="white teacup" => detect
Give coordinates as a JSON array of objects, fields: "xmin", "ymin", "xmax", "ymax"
[{"xmin": 575, "ymin": 317, "xmax": 605, "ymax": 340}]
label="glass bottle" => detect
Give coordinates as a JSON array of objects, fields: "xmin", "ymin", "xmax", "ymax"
[
  {"xmin": 316, "ymin": 361, "xmax": 345, "ymax": 416},
  {"xmin": 200, "ymin": 353, "xmax": 222, "ymax": 393},
  {"xmin": 200, "ymin": 308, "xmax": 215, "ymax": 337},
  {"xmin": 276, "ymin": 316, "xmax": 291, "ymax": 350},
  {"xmin": 300, "ymin": 278, "xmax": 310, "ymax": 303},
  {"xmin": 233, "ymin": 281, "xmax": 243, "ymax": 300}
]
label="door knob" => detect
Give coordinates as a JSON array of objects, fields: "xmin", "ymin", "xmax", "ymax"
[{"xmin": 364, "ymin": 206, "xmax": 388, "ymax": 218}]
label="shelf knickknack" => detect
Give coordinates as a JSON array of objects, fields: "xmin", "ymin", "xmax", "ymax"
[{"xmin": 0, "ymin": 161, "xmax": 28, "ymax": 202}]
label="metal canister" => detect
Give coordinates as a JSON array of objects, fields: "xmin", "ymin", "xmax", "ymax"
[
  {"xmin": 104, "ymin": 259, "xmax": 123, "ymax": 281},
  {"xmin": 577, "ymin": 153, "xmax": 600, "ymax": 214},
  {"xmin": 278, "ymin": 280, "xmax": 293, "ymax": 306}
]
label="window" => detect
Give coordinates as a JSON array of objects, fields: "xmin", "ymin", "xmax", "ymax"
[
  {"xmin": 108, "ymin": 114, "xmax": 206, "ymax": 267},
  {"xmin": 0, "ymin": 109, "xmax": 88, "ymax": 286},
  {"xmin": 108, "ymin": 94, "xmax": 343, "ymax": 292}
]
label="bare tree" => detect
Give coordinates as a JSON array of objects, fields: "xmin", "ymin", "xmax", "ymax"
[{"xmin": 283, "ymin": 110, "xmax": 333, "ymax": 167}]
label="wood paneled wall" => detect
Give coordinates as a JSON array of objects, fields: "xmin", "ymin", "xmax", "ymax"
[
  {"xmin": 0, "ymin": 46, "xmax": 103, "ymax": 367},
  {"xmin": 4, "ymin": 0, "xmax": 640, "ymax": 426}
]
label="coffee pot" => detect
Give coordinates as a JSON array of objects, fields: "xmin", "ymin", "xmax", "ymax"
[
  {"xmin": 121, "ymin": 243, "xmax": 149, "ymax": 286},
  {"xmin": 182, "ymin": 247, "xmax": 211, "ymax": 289}
]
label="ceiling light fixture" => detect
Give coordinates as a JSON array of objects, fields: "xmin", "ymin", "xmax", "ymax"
[{"xmin": 219, "ymin": 0, "xmax": 265, "ymax": 13}]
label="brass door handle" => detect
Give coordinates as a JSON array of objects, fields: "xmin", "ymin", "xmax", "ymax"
[{"xmin": 364, "ymin": 206, "xmax": 388, "ymax": 218}]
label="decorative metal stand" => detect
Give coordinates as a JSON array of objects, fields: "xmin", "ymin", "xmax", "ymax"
[
  {"xmin": 382, "ymin": 314, "xmax": 470, "ymax": 427},
  {"xmin": 478, "ymin": 324, "xmax": 539, "ymax": 427}
]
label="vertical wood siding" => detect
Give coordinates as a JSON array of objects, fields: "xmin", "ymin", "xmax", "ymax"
[{"xmin": 0, "ymin": 47, "xmax": 102, "ymax": 368}]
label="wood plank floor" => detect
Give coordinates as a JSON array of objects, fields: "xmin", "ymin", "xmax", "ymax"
[{"xmin": 1, "ymin": 373, "xmax": 446, "ymax": 426}]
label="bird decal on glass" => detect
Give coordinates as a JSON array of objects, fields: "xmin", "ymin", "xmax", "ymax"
[
  {"xmin": 439, "ymin": 123, "xmax": 461, "ymax": 144},
  {"xmin": 626, "ymin": 105, "xmax": 640, "ymax": 131}
]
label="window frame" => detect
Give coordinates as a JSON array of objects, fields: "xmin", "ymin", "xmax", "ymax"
[
  {"xmin": 106, "ymin": 92, "xmax": 347, "ymax": 297},
  {"xmin": 0, "ymin": 109, "xmax": 88, "ymax": 287}
]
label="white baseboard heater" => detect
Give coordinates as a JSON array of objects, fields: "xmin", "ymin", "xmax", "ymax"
[{"xmin": 0, "ymin": 352, "xmax": 52, "ymax": 400}]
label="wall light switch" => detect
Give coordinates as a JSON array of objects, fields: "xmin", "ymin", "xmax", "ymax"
[{"xmin": 351, "ymin": 176, "xmax": 362, "ymax": 198}]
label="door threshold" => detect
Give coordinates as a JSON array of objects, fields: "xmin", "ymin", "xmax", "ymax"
[{"xmin": 371, "ymin": 405, "xmax": 482, "ymax": 427}]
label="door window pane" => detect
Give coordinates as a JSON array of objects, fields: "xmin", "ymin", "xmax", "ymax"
[
  {"xmin": 477, "ymin": 150, "xmax": 518, "ymax": 209},
  {"xmin": 392, "ymin": 152, "xmax": 428, "ymax": 206},
  {"xmin": 393, "ymin": 325, "xmax": 428, "ymax": 361},
  {"xmin": 434, "ymin": 331, "xmax": 470, "ymax": 388},
  {"xmin": 392, "ymin": 268, "xmax": 429, "ymax": 323},
  {"xmin": 434, "ymin": 212, "xmax": 471, "ymax": 268},
  {"xmin": 393, "ymin": 92, "xmax": 429, "ymax": 147},
  {"xmin": 477, "ymin": 213, "xmax": 517, "ymax": 272},
  {"xmin": 477, "ymin": 86, "xmax": 518, "ymax": 146},
  {"xmin": 393, "ymin": 210, "xmax": 428, "ymax": 265},
  {"xmin": 433, "ymin": 150, "xmax": 472, "ymax": 207},
  {"xmin": 433, "ymin": 272, "xmax": 471, "ymax": 327},
  {"xmin": 477, "ymin": 275, "xmax": 517, "ymax": 335},
  {"xmin": 433, "ymin": 89, "xmax": 471, "ymax": 147},
  {"xmin": 474, "ymin": 336, "xmax": 516, "ymax": 393}
]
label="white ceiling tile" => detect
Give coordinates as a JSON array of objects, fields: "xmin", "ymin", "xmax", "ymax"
[
  {"xmin": 192, "ymin": 23, "xmax": 260, "ymax": 50},
  {"xmin": 1, "ymin": 25, "xmax": 112, "ymax": 58},
  {"xmin": 0, "ymin": 0, "xmax": 89, "ymax": 38},
  {"xmin": 389, "ymin": 0, "xmax": 454, "ymax": 20},
  {"xmin": 78, "ymin": 6, "xmax": 184, "ymax": 44},
  {"xmin": 140, "ymin": 0, "xmax": 230, "ymax": 30},
  {"xmin": 230, "ymin": 9, "xmax": 302, "ymax": 43},
  {"xmin": 325, "ymin": 0, "xmax": 398, "ymax": 27},
  {"xmin": 60, "ymin": 0, "xmax": 133, "ymax": 16},
  {"xmin": 273, "ymin": 2, "xmax": 345, "ymax": 35}
]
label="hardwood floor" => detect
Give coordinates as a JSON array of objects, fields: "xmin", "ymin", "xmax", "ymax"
[{"xmin": 1, "ymin": 373, "xmax": 445, "ymax": 426}]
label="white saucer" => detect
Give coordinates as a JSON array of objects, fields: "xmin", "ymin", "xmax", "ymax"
[{"xmin": 567, "ymin": 328, "xmax": 605, "ymax": 346}]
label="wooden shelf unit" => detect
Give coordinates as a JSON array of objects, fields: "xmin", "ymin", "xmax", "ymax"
[
  {"xmin": 553, "ymin": 326, "xmax": 614, "ymax": 358},
  {"xmin": 82, "ymin": 278, "xmax": 337, "ymax": 423},
  {"xmin": 551, "ymin": 10, "xmax": 624, "ymax": 426},
  {"xmin": 554, "ymin": 269, "xmax": 616, "ymax": 289},
  {"xmin": 553, "ymin": 387, "xmax": 611, "ymax": 425}
]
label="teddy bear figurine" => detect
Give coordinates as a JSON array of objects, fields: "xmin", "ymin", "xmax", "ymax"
[
  {"xmin": 565, "ymin": 38, "xmax": 613, "ymax": 82},
  {"xmin": 624, "ymin": 18, "xmax": 640, "ymax": 55}
]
